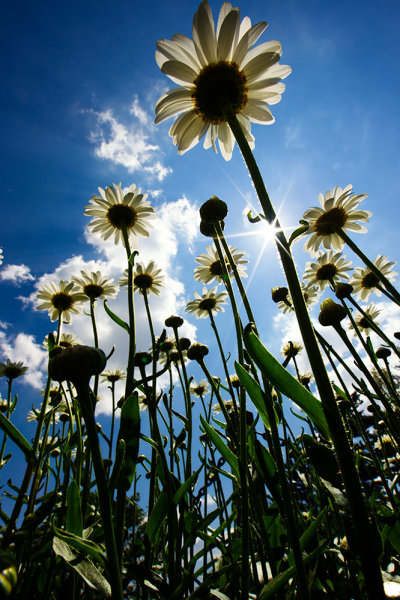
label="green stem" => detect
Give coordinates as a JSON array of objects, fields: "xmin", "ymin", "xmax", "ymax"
[
  {"xmin": 75, "ymin": 378, "xmax": 123, "ymax": 600},
  {"xmin": 336, "ymin": 227, "xmax": 400, "ymax": 306},
  {"xmin": 227, "ymin": 111, "xmax": 385, "ymax": 599},
  {"xmin": 121, "ymin": 227, "xmax": 136, "ymax": 398}
]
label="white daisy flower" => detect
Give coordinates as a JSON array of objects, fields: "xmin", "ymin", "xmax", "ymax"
[
  {"xmin": 120, "ymin": 261, "xmax": 164, "ymax": 296},
  {"xmin": 277, "ymin": 283, "xmax": 320, "ymax": 313},
  {"xmin": 302, "ymin": 185, "xmax": 371, "ymax": 256},
  {"xmin": 155, "ymin": 1, "xmax": 291, "ymax": 160},
  {"xmin": 351, "ymin": 255, "xmax": 397, "ymax": 301},
  {"xmin": 190, "ymin": 379, "xmax": 210, "ymax": 397},
  {"xmin": 72, "ymin": 270, "xmax": 118, "ymax": 302},
  {"xmin": 100, "ymin": 369, "xmax": 126, "ymax": 384},
  {"xmin": 348, "ymin": 303, "xmax": 381, "ymax": 335},
  {"xmin": 85, "ymin": 183, "xmax": 155, "ymax": 247},
  {"xmin": 0, "ymin": 359, "xmax": 28, "ymax": 380},
  {"xmin": 194, "ymin": 244, "xmax": 247, "ymax": 284},
  {"xmin": 43, "ymin": 332, "xmax": 82, "ymax": 350},
  {"xmin": 36, "ymin": 280, "xmax": 85, "ymax": 323},
  {"xmin": 303, "ymin": 251, "xmax": 352, "ymax": 291},
  {"xmin": 186, "ymin": 286, "xmax": 228, "ymax": 318}
]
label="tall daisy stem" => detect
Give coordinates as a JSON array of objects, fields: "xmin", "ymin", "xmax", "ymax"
[
  {"xmin": 227, "ymin": 111, "xmax": 385, "ymax": 599},
  {"xmin": 121, "ymin": 227, "xmax": 136, "ymax": 398},
  {"xmin": 336, "ymin": 227, "xmax": 400, "ymax": 306}
]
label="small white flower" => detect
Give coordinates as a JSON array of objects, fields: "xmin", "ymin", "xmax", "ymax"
[
  {"xmin": 85, "ymin": 183, "xmax": 155, "ymax": 247},
  {"xmin": 351, "ymin": 255, "xmax": 397, "ymax": 301},
  {"xmin": 72, "ymin": 270, "xmax": 118, "ymax": 301},
  {"xmin": 302, "ymin": 185, "xmax": 371, "ymax": 256},
  {"xmin": 303, "ymin": 251, "xmax": 352, "ymax": 291},
  {"xmin": 36, "ymin": 280, "xmax": 85, "ymax": 323},
  {"xmin": 194, "ymin": 244, "xmax": 247, "ymax": 284},
  {"xmin": 186, "ymin": 286, "xmax": 228, "ymax": 318}
]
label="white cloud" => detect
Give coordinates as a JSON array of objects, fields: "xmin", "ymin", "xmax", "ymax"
[
  {"xmin": 0, "ymin": 330, "xmax": 47, "ymax": 390},
  {"xmin": 0, "ymin": 264, "xmax": 34, "ymax": 284},
  {"xmin": 89, "ymin": 96, "xmax": 172, "ymax": 182},
  {"xmin": 19, "ymin": 197, "xmax": 200, "ymax": 414}
]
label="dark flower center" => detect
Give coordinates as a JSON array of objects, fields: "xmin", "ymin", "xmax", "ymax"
[
  {"xmin": 4, "ymin": 366, "xmax": 24, "ymax": 379},
  {"xmin": 106, "ymin": 374, "xmax": 121, "ymax": 383},
  {"xmin": 134, "ymin": 273, "xmax": 153, "ymax": 290},
  {"xmin": 52, "ymin": 292, "xmax": 73, "ymax": 312},
  {"xmin": 192, "ymin": 61, "xmax": 248, "ymax": 124},
  {"xmin": 314, "ymin": 207, "xmax": 347, "ymax": 235},
  {"xmin": 358, "ymin": 316, "xmax": 372, "ymax": 329},
  {"xmin": 361, "ymin": 272, "xmax": 379, "ymax": 289},
  {"xmin": 316, "ymin": 264, "xmax": 338, "ymax": 281},
  {"xmin": 198, "ymin": 298, "xmax": 217, "ymax": 311},
  {"xmin": 107, "ymin": 204, "xmax": 137, "ymax": 229},
  {"xmin": 84, "ymin": 283, "xmax": 104, "ymax": 299},
  {"xmin": 194, "ymin": 386, "xmax": 205, "ymax": 396}
]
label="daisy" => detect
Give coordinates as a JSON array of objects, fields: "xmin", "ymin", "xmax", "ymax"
[
  {"xmin": 351, "ymin": 255, "xmax": 397, "ymax": 301},
  {"xmin": 277, "ymin": 283, "xmax": 319, "ymax": 313},
  {"xmin": 213, "ymin": 399, "xmax": 235, "ymax": 413},
  {"xmin": 302, "ymin": 185, "xmax": 371, "ymax": 256},
  {"xmin": 303, "ymin": 251, "xmax": 352, "ymax": 291},
  {"xmin": 281, "ymin": 341, "xmax": 303, "ymax": 359},
  {"xmin": 120, "ymin": 261, "xmax": 164, "ymax": 296},
  {"xmin": 190, "ymin": 379, "xmax": 210, "ymax": 397},
  {"xmin": 72, "ymin": 270, "xmax": 118, "ymax": 302},
  {"xmin": 0, "ymin": 359, "xmax": 28, "ymax": 380},
  {"xmin": 43, "ymin": 332, "xmax": 82, "ymax": 350},
  {"xmin": 85, "ymin": 183, "xmax": 155, "ymax": 247},
  {"xmin": 194, "ymin": 244, "xmax": 247, "ymax": 284},
  {"xmin": 36, "ymin": 280, "xmax": 85, "ymax": 323},
  {"xmin": 186, "ymin": 286, "xmax": 228, "ymax": 318},
  {"xmin": 348, "ymin": 303, "xmax": 381, "ymax": 335},
  {"xmin": 0, "ymin": 248, "xmax": 3, "ymax": 265},
  {"xmin": 100, "ymin": 369, "xmax": 126, "ymax": 384},
  {"xmin": 155, "ymin": 1, "xmax": 291, "ymax": 160}
]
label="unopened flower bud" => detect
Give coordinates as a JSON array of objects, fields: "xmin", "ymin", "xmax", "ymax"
[
  {"xmin": 199, "ymin": 196, "xmax": 228, "ymax": 223},
  {"xmin": 48, "ymin": 345, "xmax": 106, "ymax": 385},
  {"xmin": 165, "ymin": 315, "xmax": 184, "ymax": 329},
  {"xmin": 187, "ymin": 343, "xmax": 209, "ymax": 361},
  {"xmin": 318, "ymin": 299, "xmax": 347, "ymax": 327},
  {"xmin": 200, "ymin": 220, "xmax": 222, "ymax": 238},
  {"xmin": 376, "ymin": 347, "xmax": 391, "ymax": 359},
  {"xmin": 335, "ymin": 282, "xmax": 353, "ymax": 300},
  {"xmin": 271, "ymin": 287, "xmax": 289, "ymax": 303},
  {"xmin": 179, "ymin": 337, "xmax": 191, "ymax": 351},
  {"xmin": 134, "ymin": 352, "xmax": 152, "ymax": 366}
]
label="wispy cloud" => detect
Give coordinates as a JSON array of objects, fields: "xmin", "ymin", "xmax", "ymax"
[
  {"xmin": 0, "ymin": 264, "xmax": 34, "ymax": 285},
  {"xmin": 89, "ymin": 96, "xmax": 172, "ymax": 182}
]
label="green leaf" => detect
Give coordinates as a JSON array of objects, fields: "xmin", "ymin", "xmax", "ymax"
[
  {"xmin": 103, "ymin": 300, "xmax": 130, "ymax": 333},
  {"xmin": 287, "ymin": 507, "xmax": 328, "ymax": 566},
  {"xmin": 235, "ymin": 362, "xmax": 278, "ymax": 429},
  {"xmin": 0, "ymin": 413, "xmax": 33, "ymax": 460},
  {"xmin": 66, "ymin": 481, "xmax": 83, "ymax": 537},
  {"xmin": 200, "ymin": 415, "xmax": 240, "ymax": 482},
  {"xmin": 243, "ymin": 324, "xmax": 331, "ymax": 440},
  {"xmin": 288, "ymin": 224, "xmax": 309, "ymax": 246},
  {"xmin": 145, "ymin": 489, "xmax": 169, "ymax": 544},
  {"xmin": 259, "ymin": 540, "xmax": 328, "ymax": 599},
  {"xmin": 53, "ymin": 526, "xmax": 106, "ymax": 566},
  {"xmin": 116, "ymin": 392, "xmax": 140, "ymax": 491},
  {"xmin": 52, "ymin": 537, "xmax": 111, "ymax": 598},
  {"xmin": 172, "ymin": 467, "xmax": 201, "ymax": 506}
]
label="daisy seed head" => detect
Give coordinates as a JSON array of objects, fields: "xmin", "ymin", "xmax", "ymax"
[{"xmin": 335, "ymin": 282, "xmax": 354, "ymax": 300}]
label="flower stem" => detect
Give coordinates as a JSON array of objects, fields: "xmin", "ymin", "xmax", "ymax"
[
  {"xmin": 227, "ymin": 110, "xmax": 386, "ymax": 599},
  {"xmin": 336, "ymin": 227, "xmax": 400, "ymax": 306}
]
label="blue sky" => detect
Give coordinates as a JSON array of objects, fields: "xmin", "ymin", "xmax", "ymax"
[{"xmin": 1, "ymin": 0, "xmax": 400, "ymax": 465}]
